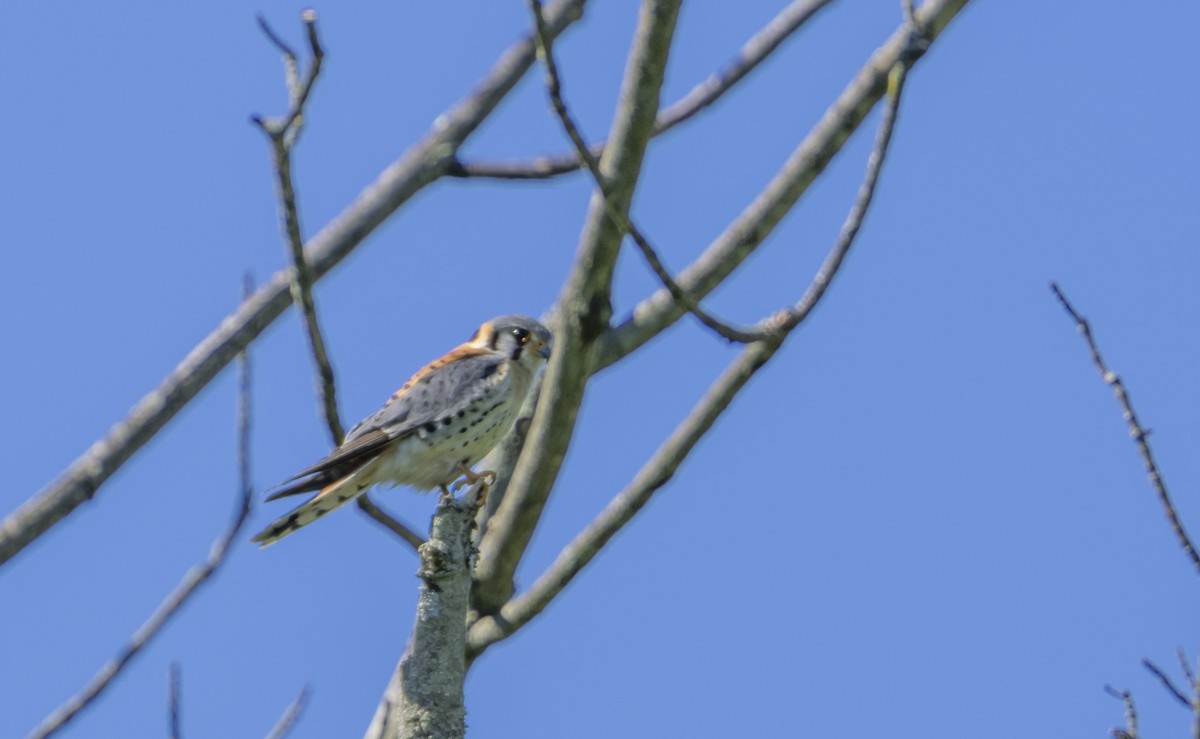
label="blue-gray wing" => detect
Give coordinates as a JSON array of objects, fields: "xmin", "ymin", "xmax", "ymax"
[{"xmin": 266, "ymin": 350, "xmax": 504, "ymax": 499}]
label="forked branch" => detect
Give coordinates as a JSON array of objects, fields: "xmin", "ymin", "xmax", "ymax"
[
  {"xmin": 255, "ymin": 12, "xmax": 424, "ymax": 550},
  {"xmin": 452, "ymin": 0, "xmax": 838, "ymax": 180},
  {"xmin": 527, "ymin": 0, "xmax": 768, "ymax": 345},
  {"xmin": 471, "ymin": 8, "xmax": 918, "ymax": 654},
  {"xmin": 253, "ymin": 10, "xmax": 343, "ymax": 446}
]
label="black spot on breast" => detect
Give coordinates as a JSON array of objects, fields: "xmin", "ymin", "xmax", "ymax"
[
  {"xmin": 422, "ymin": 422, "xmax": 437, "ymax": 433},
  {"xmin": 442, "ymin": 417, "xmax": 453, "ymax": 426}
]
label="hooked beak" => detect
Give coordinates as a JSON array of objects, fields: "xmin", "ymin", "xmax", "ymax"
[{"xmin": 537, "ymin": 342, "xmax": 551, "ymax": 360}]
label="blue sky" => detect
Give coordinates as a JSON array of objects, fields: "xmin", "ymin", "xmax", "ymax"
[{"xmin": 3, "ymin": 1, "xmax": 1198, "ymax": 737}]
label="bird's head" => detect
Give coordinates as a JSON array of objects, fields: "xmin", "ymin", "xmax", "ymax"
[{"xmin": 471, "ymin": 315, "xmax": 553, "ymax": 370}]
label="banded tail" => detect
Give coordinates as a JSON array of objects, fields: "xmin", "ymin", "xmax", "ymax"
[{"xmin": 251, "ymin": 472, "xmax": 372, "ymax": 547}]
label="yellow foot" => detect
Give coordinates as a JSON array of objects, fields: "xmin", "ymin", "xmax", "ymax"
[{"xmin": 451, "ymin": 465, "xmax": 497, "ymax": 492}]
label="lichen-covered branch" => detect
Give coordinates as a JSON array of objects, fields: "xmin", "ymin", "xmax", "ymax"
[
  {"xmin": 366, "ymin": 495, "xmax": 476, "ymax": 739},
  {"xmin": 468, "ymin": 18, "xmax": 915, "ymax": 654},
  {"xmin": 473, "ymin": 0, "xmax": 683, "ymax": 615}
]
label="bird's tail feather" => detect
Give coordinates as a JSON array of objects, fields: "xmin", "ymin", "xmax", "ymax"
[
  {"xmin": 263, "ymin": 473, "xmax": 332, "ymax": 502},
  {"xmin": 251, "ymin": 473, "xmax": 369, "ymax": 547}
]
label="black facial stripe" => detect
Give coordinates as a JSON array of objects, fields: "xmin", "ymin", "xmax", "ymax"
[{"xmin": 488, "ymin": 328, "xmax": 500, "ymax": 350}]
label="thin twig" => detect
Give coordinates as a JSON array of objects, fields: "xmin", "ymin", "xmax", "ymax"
[
  {"xmin": 264, "ymin": 684, "xmax": 311, "ymax": 739},
  {"xmin": 467, "ymin": 339, "xmax": 780, "ymax": 658},
  {"xmin": 528, "ymin": 0, "xmax": 768, "ymax": 345},
  {"xmin": 1105, "ymin": 685, "xmax": 1139, "ymax": 739},
  {"xmin": 255, "ymin": 14, "xmax": 426, "ymax": 553},
  {"xmin": 27, "ymin": 282, "xmax": 256, "ymax": 739},
  {"xmin": 0, "ymin": 0, "xmax": 592, "ymax": 569},
  {"xmin": 594, "ymin": 0, "xmax": 968, "ymax": 371},
  {"xmin": 1180, "ymin": 648, "xmax": 1197, "ymax": 688},
  {"xmin": 255, "ymin": 11, "xmax": 324, "ymax": 145},
  {"xmin": 769, "ymin": 38, "xmax": 912, "ymax": 334},
  {"xmin": 471, "ymin": 2, "xmax": 919, "ymax": 654},
  {"xmin": 356, "ymin": 495, "xmax": 424, "ymax": 551},
  {"xmin": 253, "ymin": 11, "xmax": 344, "ymax": 447},
  {"xmin": 1143, "ymin": 658, "xmax": 1192, "ymax": 708},
  {"xmin": 1050, "ymin": 283, "xmax": 1200, "ymax": 577},
  {"xmin": 168, "ymin": 663, "xmax": 181, "ymax": 739},
  {"xmin": 453, "ymin": 0, "xmax": 837, "ymax": 180},
  {"xmin": 473, "ymin": 0, "xmax": 682, "ymax": 617}
]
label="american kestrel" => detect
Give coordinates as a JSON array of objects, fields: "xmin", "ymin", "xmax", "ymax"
[{"xmin": 252, "ymin": 315, "xmax": 552, "ymax": 547}]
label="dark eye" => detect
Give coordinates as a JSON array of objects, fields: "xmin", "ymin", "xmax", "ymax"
[{"xmin": 511, "ymin": 328, "xmax": 530, "ymax": 344}]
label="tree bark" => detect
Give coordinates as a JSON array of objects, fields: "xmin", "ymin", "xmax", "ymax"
[{"xmin": 367, "ymin": 496, "xmax": 475, "ymax": 739}]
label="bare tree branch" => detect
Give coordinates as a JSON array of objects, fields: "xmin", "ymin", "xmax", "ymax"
[
  {"xmin": 0, "ymin": 0, "xmax": 590, "ymax": 569},
  {"xmin": 264, "ymin": 684, "xmax": 311, "ymax": 739},
  {"xmin": 468, "ymin": 337, "xmax": 781, "ymax": 658},
  {"xmin": 254, "ymin": 15, "xmax": 428, "ymax": 553},
  {"xmin": 27, "ymin": 285, "xmax": 255, "ymax": 739},
  {"xmin": 526, "ymin": 0, "xmax": 768, "ymax": 345},
  {"xmin": 1143, "ymin": 658, "xmax": 1192, "ymax": 709},
  {"xmin": 1193, "ymin": 658, "xmax": 1200, "ymax": 739},
  {"xmin": 467, "ymin": 19, "xmax": 913, "ymax": 655},
  {"xmin": 767, "ymin": 49, "xmax": 911, "ymax": 335},
  {"xmin": 367, "ymin": 495, "xmax": 476, "ymax": 739},
  {"xmin": 473, "ymin": 0, "xmax": 683, "ymax": 615},
  {"xmin": 1105, "ymin": 685, "xmax": 1139, "ymax": 739},
  {"xmin": 256, "ymin": 11, "xmax": 324, "ymax": 147},
  {"xmin": 1180, "ymin": 648, "xmax": 1197, "ymax": 689},
  {"xmin": 168, "ymin": 663, "xmax": 181, "ymax": 739},
  {"xmin": 356, "ymin": 494, "xmax": 424, "ymax": 551},
  {"xmin": 1050, "ymin": 283, "xmax": 1200, "ymax": 577},
  {"xmin": 254, "ymin": 11, "xmax": 345, "ymax": 447},
  {"xmin": 594, "ymin": 0, "xmax": 969, "ymax": 371},
  {"xmin": 451, "ymin": 0, "xmax": 837, "ymax": 180}
]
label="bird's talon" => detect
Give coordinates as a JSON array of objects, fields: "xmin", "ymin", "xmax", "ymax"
[{"xmin": 452, "ymin": 465, "xmax": 497, "ymax": 492}]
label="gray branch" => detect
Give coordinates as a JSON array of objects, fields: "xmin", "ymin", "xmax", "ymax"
[
  {"xmin": 467, "ymin": 19, "xmax": 913, "ymax": 655},
  {"xmin": 27, "ymin": 293, "xmax": 255, "ymax": 739},
  {"xmin": 168, "ymin": 663, "xmax": 181, "ymax": 739},
  {"xmin": 468, "ymin": 338, "xmax": 781, "ymax": 657},
  {"xmin": 365, "ymin": 495, "xmax": 476, "ymax": 739},
  {"xmin": 356, "ymin": 495, "xmax": 425, "ymax": 551},
  {"xmin": 264, "ymin": 684, "xmax": 311, "ymax": 739},
  {"xmin": 525, "ymin": 0, "xmax": 767, "ymax": 344},
  {"xmin": 450, "ymin": 0, "xmax": 837, "ymax": 180},
  {"xmin": 0, "ymin": 0, "xmax": 590, "ymax": 569},
  {"xmin": 473, "ymin": 0, "xmax": 683, "ymax": 615},
  {"xmin": 1051, "ymin": 283, "xmax": 1200, "ymax": 577},
  {"xmin": 1105, "ymin": 685, "xmax": 1139, "ymax": 739},
  {"xmin": 254, "ymin": 11, "xmax": 346, "ymax": 448},
  {"xmin": 595, "ymin": 0, "xmax": 968, "ymax": 371}
]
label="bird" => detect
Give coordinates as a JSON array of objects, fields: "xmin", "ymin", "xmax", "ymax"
[{"xmin": 251, "ymin": 315, "xmax": 552, "ymax": 547}]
